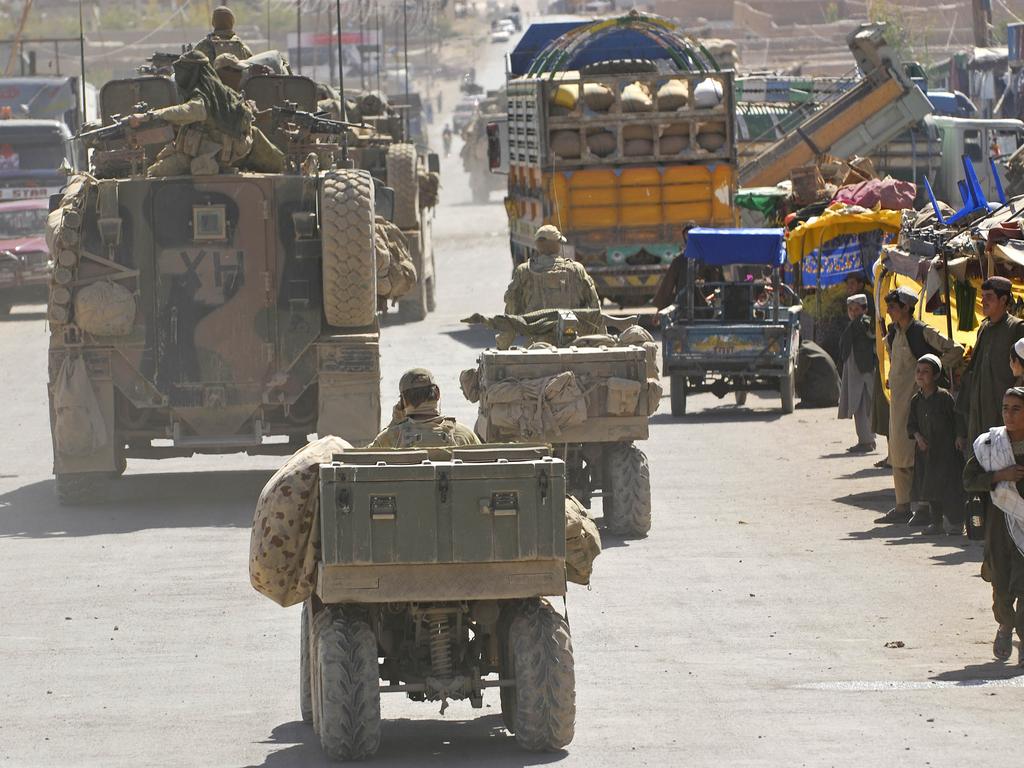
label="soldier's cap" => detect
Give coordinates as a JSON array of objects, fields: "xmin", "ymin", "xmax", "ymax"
[
  {"xmin": 885, "ymin": 286, "xmax": 918, "ymax": 306},
  {"xmin": 846, "ymin": 293, "xmax": 868, "ymax": 306},
  {"xmin": 399, "ymin": 368, "xmax": 437, "ymax": 393},
  {"xmin": 917, "ymin": 353, "xmax": 941, "ymax": 373},
  {"xmin": 982, "ymin": 275, "xmax": 1013, "ymax": 296},
  {"xmin": 534, "ymin": 224, "xmax": 566, "ymax": 243},
  {"xmin": 212, "ymin": 5, "xmax": 235, "ymax": 30},
  {"xmin": 213, "ymin": 53, "xmax": 249, "ymax": 71}
]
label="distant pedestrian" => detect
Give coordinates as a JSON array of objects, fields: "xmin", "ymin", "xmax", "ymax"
[
  {"xmin": 838, "ymin": 293, "xmax": 876, "ymax": 452},
  {"xmin": 963, "ymin": 386, "xmax": 1024, "ymax": 665},
  {"xmin": 876, "ymin": 286, "xmax": 963, "ymax": 524},
  {"xmin": 907, "ymin": 354, "xmax": 964, "ymax": 534}
]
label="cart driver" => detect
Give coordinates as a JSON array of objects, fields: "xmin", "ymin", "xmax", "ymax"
[
  {"xmin": 504, "ymin": 225, "xmax": 600, "ymax": 315},
  {"xmin": 369, "ymin": 368, "xmax": 481, "ymax": 449}
]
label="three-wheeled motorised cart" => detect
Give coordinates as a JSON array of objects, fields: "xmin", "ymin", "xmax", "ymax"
[{"xmin": 660, "ymin": 228, "xmax": 801, "ymax": 416}]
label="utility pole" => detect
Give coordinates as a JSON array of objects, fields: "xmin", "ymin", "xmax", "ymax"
[{"xmin": 972, "ymin": 0, "xmax": 991, "ymax": 48}]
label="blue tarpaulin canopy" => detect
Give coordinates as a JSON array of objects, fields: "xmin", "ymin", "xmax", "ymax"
[
  {"xmin": 684, "ymin": 228, "xmax": 786, "ymax": 267},
  {"xmin": 508, "ymin": 20, "xmax": 705, "ymax": 76}
]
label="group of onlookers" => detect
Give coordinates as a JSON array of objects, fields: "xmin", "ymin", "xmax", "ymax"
[{"xmin": 836, "ymin": 272, "xmax": 1024, "ymax": 665}]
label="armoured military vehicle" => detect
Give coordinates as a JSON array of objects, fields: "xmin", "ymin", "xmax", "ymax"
[
  {"xmin": 302, "ymin": 445, "xmax": 575, "ymax": 760},
  {"xmin": 45, "ymin": 74, "xmax": 383, "ymax": 504},
  {"xmin": 461, "ymin": 309, "xmax": 660, "ymax": 537},
  {"xmin": 320, "ymin": 89, "xmax": 440, "ymax": 322}
]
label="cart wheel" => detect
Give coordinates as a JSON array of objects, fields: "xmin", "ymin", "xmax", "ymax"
[
  {"xmin": 670, "ymin": 374, "xmax": 687, "ymax": 416},
  {"xmin": 734, "ymin": 390, "xmax": 747, "ymax": 406},
  {"xmin": 780, "ymin": 362, "xmax": 796, "ymax": 414}
]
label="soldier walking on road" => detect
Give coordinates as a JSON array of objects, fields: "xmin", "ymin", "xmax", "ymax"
[
  {"xmin": 195, "ymin": 6, "xmax": 254, "ymax": 63},
  {"xmin": 876, "ymin": 286, "xmax": 962, "ymax": 525},
  {"xmin": 134, "ymin": 51, "xmax": 283, "ymax": 177},
  {"xmin": 370, "ymin": 368, "xmax": 481, "ymax": 449},
  {"xmin": 504, "ymin": 225, "xmax": 600, "ymax": 315}
]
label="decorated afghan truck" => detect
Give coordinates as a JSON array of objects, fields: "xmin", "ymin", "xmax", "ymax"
[
  {"xmin": 249, "ymin": 442, "xmax": 583, "ymax": 761},
  {"xmin": 461, "ymin": 310, "xmax": 661, "ymax": 537},
  {"xmin": 501, "ymin": 11, "xmax": 737, "ymax": 307},
  {"xmin": 659, "ymin": 228, "xmax": 801, "ymax": 415},
  {"xmin": 45, "ymin": 75, "xmax": 391, "ymax": 505}
]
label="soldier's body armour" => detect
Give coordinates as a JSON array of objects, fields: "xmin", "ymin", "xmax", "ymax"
[
  {"xmin": 394, "ymin": 417, "xmax": 460, "ymax": 448},
  {"xmin": 521, "ymin": 260, "xmax": 582, "ymax": 313}
]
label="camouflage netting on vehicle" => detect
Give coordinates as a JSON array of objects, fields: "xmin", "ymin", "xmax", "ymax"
[
  {"xmin": 374, "ymin": 216, "xmax": 417, "ymax": 301},
  {"xmin": 45, "ymin": 173, "xmax": 95, "ymax": 327},
  {"xmin": 565, "ymin": 496, "xmax": 601, "ymax": 585},
  {"xmin": 249, "ymin": 435, "xmax": 353, "ymax": 607},
  {"xmin": 52, "ymin": 355, "xmax": 108, "ymax": 456},
  {"xmin": 74, "ymin": 280, "xmax": 136, "ymax": 337}
]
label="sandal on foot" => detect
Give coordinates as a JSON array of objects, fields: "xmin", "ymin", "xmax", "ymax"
[{"xmin": 994, "ymin": 625, "xmax": 1013, "ymax": 661}]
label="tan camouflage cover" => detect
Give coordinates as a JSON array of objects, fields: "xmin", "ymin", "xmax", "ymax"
[
  {"xmin": 249, "ymin": 435, "xmax": 352, "ymax": 607},
  {"xmin": 565, "ymin": 495, "xmax": 601, "ymax": 585}
]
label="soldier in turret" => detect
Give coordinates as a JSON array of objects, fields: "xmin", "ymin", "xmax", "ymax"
[
  {"xmin": 131, "ymin": 51, "xmax": 283, "ymax": 176},
  {"xmin": 504, "ymin": 225, "xmax": 600, "ymax": 315},
  {"xmin": 195, "ymin": 6, "xmax": 254, "ymax": 62},
  {"xmin": 369, "ymin": 369, "xmax": 481, "ymax": 449}
]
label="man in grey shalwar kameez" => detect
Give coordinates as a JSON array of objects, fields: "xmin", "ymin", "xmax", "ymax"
[
  {"xmin": 838, "ymin": 293, "xmax": 876, "ymax": 452},
  {"xmin": 876, "ymin": 286, "xmax": 963, "ymax": 524}
]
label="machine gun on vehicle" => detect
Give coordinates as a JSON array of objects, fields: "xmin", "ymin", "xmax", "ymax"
[
  {"xmin": 267, "ymin": 102, "xmax": 376, "ymax": 168},
  {"xmin": 76, "ymin": 103, "xmax": 174, "ymax": 177},
  {"xmin": 77, "ymin": 104, "xmax": 173, "ymax": 150},
  {"xmin": 138, "ymin": 49, "xmax": 189, "ymax": 76}
]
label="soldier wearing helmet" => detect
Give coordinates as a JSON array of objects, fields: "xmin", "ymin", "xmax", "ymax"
[
  {"xmin": 503, "ymin": 225, "xmax": 600, "ymax": 315},
  {"xmin": 131, "ymin": 50, "xmax": 283, "ymax": 177},
  {"xmin": 369, "ymin": 368, "xmax": 481, "ymax": 449},
  {"xmin": 195, "ymin": 6, "xmax": 254, "ymax": 63}
]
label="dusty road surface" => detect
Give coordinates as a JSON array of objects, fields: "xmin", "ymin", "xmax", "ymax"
[{"xmin": 2, "ymin": 37, "xmax": 1022, "ymax": 768}]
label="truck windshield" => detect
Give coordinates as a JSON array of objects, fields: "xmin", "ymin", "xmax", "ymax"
[
  {"xmin": 0, "ymin": 207, "xmax": 48, "ymax": 237},
  {"xmin": 0, "ymin": 138, "xmax": 66, "ymax": 172}
]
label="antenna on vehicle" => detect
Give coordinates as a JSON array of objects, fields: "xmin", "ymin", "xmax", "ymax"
[
  {"xmin": 334, "ymin": 0, "xmax": 349, "ymax": 163},
  {"xmin": 78, "ymin": 0, "xmax": 86, "ymax": 130}
]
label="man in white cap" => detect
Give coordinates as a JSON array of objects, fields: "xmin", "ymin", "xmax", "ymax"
[
  {"xmin": 503, "ymin": 224, "xmax": 600, "ymax": 315},
  {"xmin": 876, "ymin": 285, "xmax": 963, "ymax": 524},
  {"xmin": 837, "ymin": 292, "xmax": 876, "ymax": 452}
]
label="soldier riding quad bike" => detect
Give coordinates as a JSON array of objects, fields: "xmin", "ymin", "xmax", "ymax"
[
  {"xmin": 45, "ymin": 72, "xmax": 387, "ymax": 504},
  {"xmin": 659, "ymin": 227, "xmax": 802, "ymax": 416},
  {"xmin": 252, "ymin": 443, "xmax": 579, "ymax": 761},
  {"xmin": 461, "ymin": 309, "xmax": 661, "ymax": 537}
]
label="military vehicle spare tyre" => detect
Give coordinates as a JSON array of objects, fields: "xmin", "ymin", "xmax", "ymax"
[
  {"xmin": 386, "ymin": 143, "xmax": 420, "ymax": 230},
  {"xmin": 320, "ymin": 170, "xmax": 378, "ymax": 328},
  {"xmin": 505, "ymin": 598, "xmax": 575, "ymax": 752},
  {"xmin": 300, "ymin": 602, "xmax": 313, "ymax": 724},
  {"xmin": 602, "ymin": 442, "xmax": 652, "ymax": 537},
  {"xmin": 397, "ymin": 229, "xmax": 428, "ymax": 322},
  {"xmin": 315, "ymin": 609, "xmax": 381, "ymax": 760}
]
